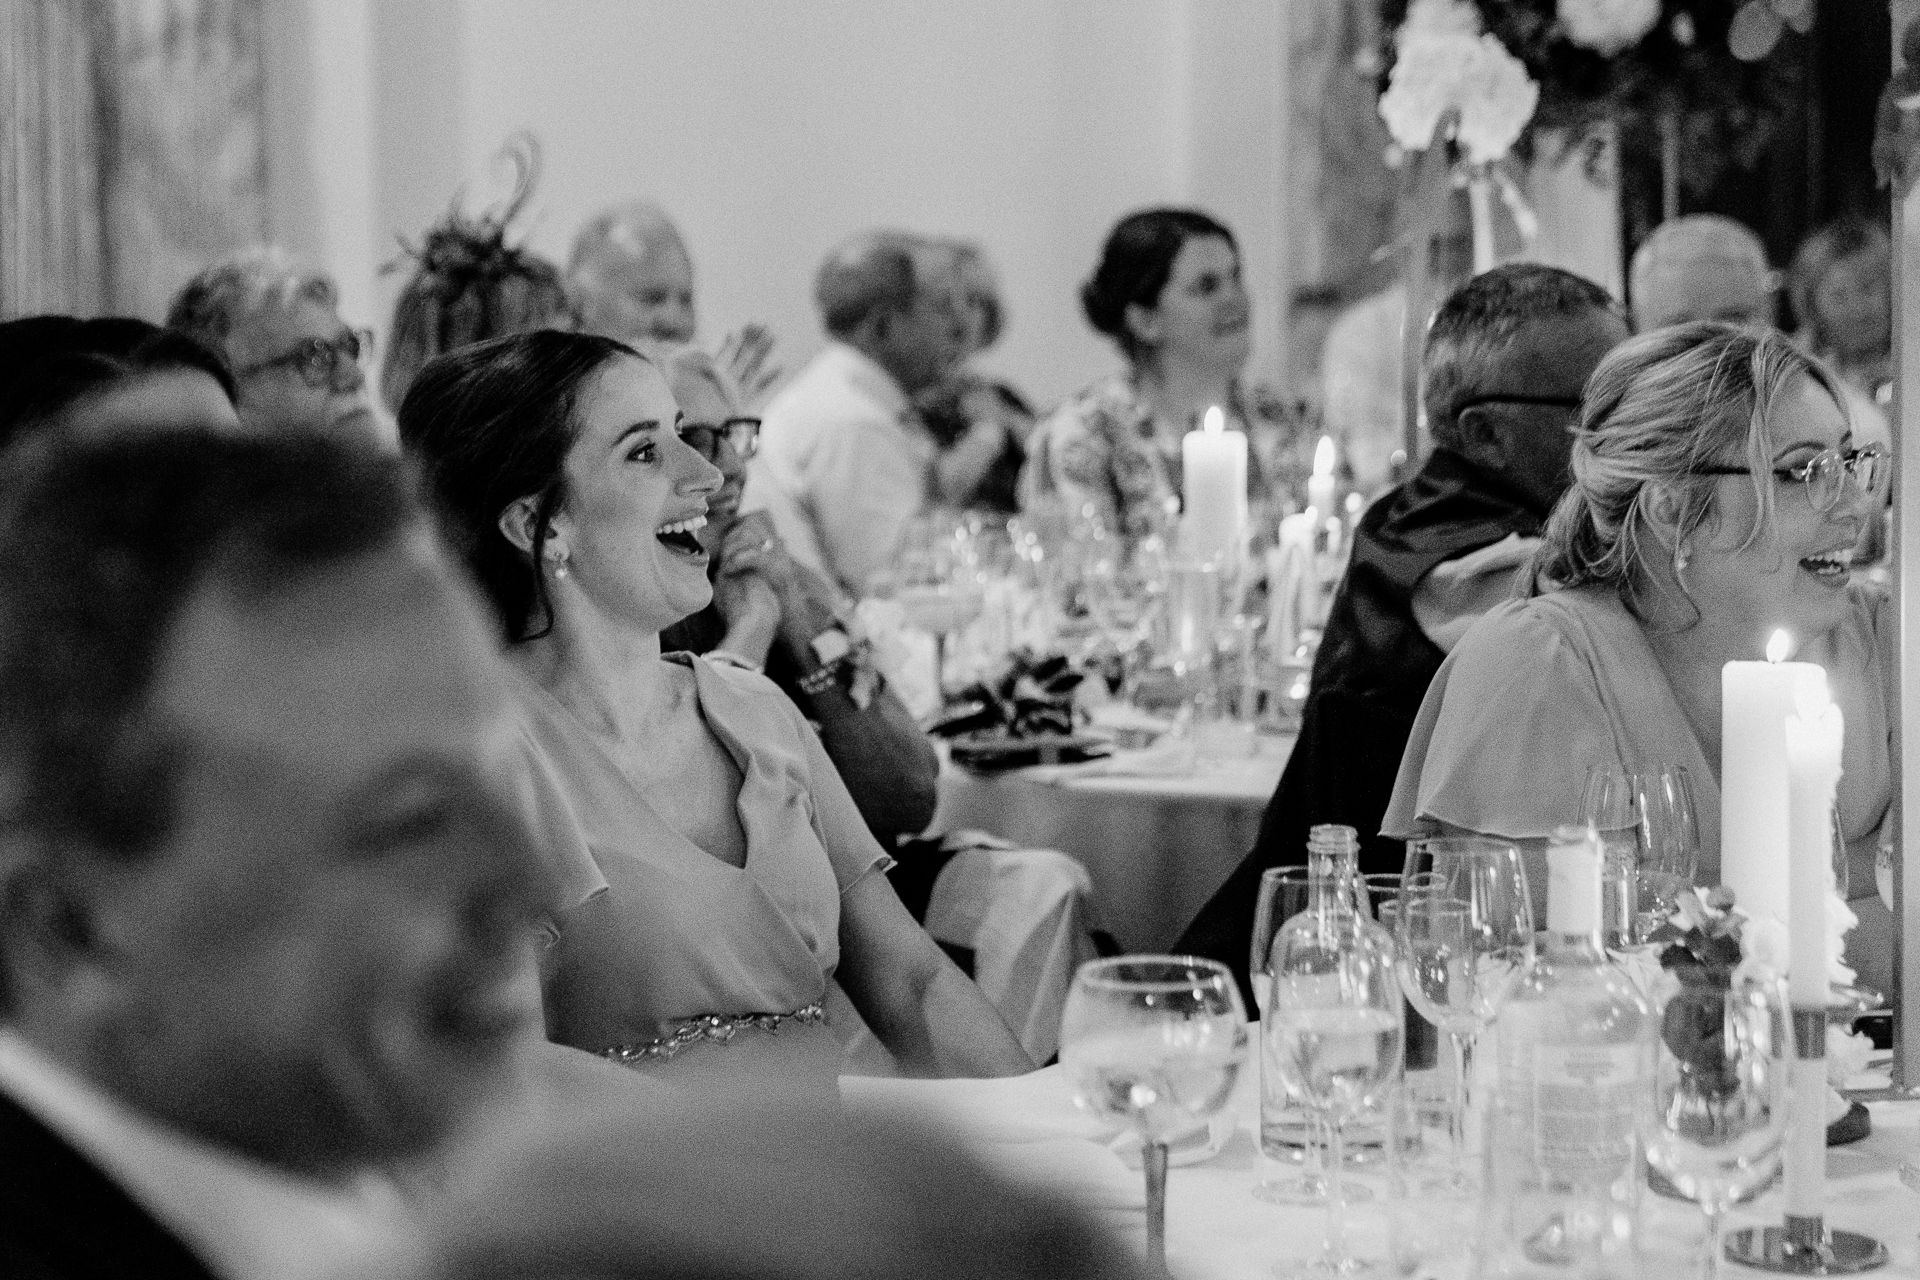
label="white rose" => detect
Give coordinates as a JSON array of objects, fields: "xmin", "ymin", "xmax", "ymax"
[
  {"xmin": 1826, "ymin": 890, "xmax": 1858, "ymax": 988},
  {"xmin": 1557, "ymin": 0, "xmax": 1661, "ymax": 56},
  {"xmin": 1826, "ymin": 1025, "xmax": 1874, "ymax": 1089},
  {"xmin": 1378, "ymin": 30, "xmax": 1479, "ymax": 152},
  {"xmin": 1455, "ymin": 35, "xmax": 1540, "ymax": 164}
]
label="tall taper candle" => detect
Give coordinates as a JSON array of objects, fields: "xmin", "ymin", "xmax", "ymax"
[
  {"xmin": 1721, "ymin": 630, "xmax": 1828, "ymax": 931},
  {"xmin": 1784, "ymin": 697, "xmax": 1844, "ymax": 1008}
]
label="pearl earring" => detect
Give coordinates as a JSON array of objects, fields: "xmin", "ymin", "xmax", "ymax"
[
  {"xmin": 547, "ymin": 553, "xmax": 570, "ymax": 580},
  {"xmin": 1673, "ymin": 545, "xmax": 1689, "ymax": 575}
]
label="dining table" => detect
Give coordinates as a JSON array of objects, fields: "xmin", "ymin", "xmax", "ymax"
[
  {"xmin": 929, "ymin": 733, "xmax": 1295, "ymax": 952},
  {"xmin": 843, "ymin": 1053, "xmax": 1920, "ymax": 1280}
]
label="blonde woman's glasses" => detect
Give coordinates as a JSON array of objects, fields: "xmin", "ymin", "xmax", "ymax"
[{"xmin": 1692, "ymin": 443, "xmax": 1888, "ymax": 512}]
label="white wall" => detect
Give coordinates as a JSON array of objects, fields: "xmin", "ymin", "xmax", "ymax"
[{"xmin": 284, "ymin": 1, "xmax": 1288, "ymax": 410}]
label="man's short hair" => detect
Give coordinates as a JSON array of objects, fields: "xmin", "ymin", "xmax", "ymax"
[
  {"xmin": 1422, "ymin": 263, "xmax": 1621, "ymax": 449},
  {"xmin": 165, "ymin": 246, "xmax": 339, "ymax": 357},
  {"xmin": 1628, "ymin": 214, "xmax": 1772, "ymax": 330},
  {"xmin": 0, "ymin": 429, "xmax": 418, "ymax": 869},
  {"xmin": 567, "ymin": 202, "xmax": 687, "ymax": 286},
  {"xmin": 814, "ymin": 231, "xmax": 924, "ymax": 341}
]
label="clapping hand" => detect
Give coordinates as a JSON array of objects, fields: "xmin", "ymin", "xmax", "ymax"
[
  {"xmin": 715, "ymin": 511, "xmax": 842, "ymax": 648},
  {"xmin": 717, "ymin": 323, "xmax": 783, "ymax": 408}
]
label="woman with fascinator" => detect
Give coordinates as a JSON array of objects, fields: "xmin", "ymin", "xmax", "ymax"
[{"xmin": 380, "ymin": 138, "xmax": 578, "ymax": 412}]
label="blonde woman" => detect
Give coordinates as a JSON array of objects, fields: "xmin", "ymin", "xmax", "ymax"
[{"xmin": 1383, "ymin": 322, "xmax": 1892, "ymax": 985}]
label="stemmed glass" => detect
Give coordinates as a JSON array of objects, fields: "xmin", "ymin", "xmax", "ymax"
[
  {"xmin": 1250, "ymin": 869, "xmax": 1371, "ymax": 1206},
  {"xmin": 1583, "ymin": 763, "xmax": 1700, "ymax": 945},
  {"xmin": 1645, "ymin": 972, "xmax": 1791, "ymax": 1279},
  {"xmin": 1396, "ymin": 838, "xmax": 1534, "ymax": 1192},
  {"xmin": 1268, "ymin": 884, "xmax": 1403, "ymax": 1275},
  {"xmin": 1059, "ymin": 955, "xmax": 1247, "ymax": 1274},
  {"xmin": 888, "ymin": 515, "xmax": 985, "ymax": 698}
]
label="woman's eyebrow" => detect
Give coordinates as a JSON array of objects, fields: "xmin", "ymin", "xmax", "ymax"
[{"xmin": 613, "ymin": 420, "xmax": 661, "ymax": 448}]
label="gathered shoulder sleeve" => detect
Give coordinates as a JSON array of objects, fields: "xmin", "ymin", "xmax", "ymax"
[
  {"xmin": 505, "ymin": 725, "xmax": 611, "ymax": 943},
  {"xmin": 1382, "ymin": 598, "xmax": 1618, "ymax": 843}
]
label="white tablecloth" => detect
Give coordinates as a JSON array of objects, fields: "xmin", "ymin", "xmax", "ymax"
[
  {"xmin": 845, "ymin": 1062, "xmax": 1920, "ymax": 1280},
  {"xmin": 930, "ymin": 737, "xmax": 1292, "ymax": 951}
]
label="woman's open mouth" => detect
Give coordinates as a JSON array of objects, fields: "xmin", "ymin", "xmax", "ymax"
[
  {"xmin": 657, "ymin": 515, "xmax": 708, "ymax": 559},
  {"xmin": 1800, "ymin": 549, "xmax": 1853, "ymax": 582}
]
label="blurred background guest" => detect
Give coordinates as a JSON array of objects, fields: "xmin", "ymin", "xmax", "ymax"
[
  {"xmin": 0, "ymin": 429, "xmax": 549, "ymax": 1280},
  {"xmin": 1789, "ymin": 214, "xmax": 1893, "ymax": 412},
  {"xmin": 568, "ymin": 199, "xmax": 781, "ymax": 405},
  {"xmin": 1383, "ymin": 323, "xmax": 1891, "ymax": 989},
  {"xmin": 1021, "ymin": 207, "xmax": 1313, "ymax": 549},
  {"xmin": 381, "ymin": 144, "xmax": 577, "ymax": 412},
  {"xmin": 409, "ymin": 1099, "xmax": 1144, "ymax": 1280},
  {"xmin": 1176, "ymin": 265, "xmax": 1629, "ymax": 997},
  {"xmin": 746, "ymin": 230, "xmax": 970, "ymax": 595},
  {"xmin": 400, "ymin": 332, "xmax": 1031, "ymax": 1096},
  {"xmin": 913, "ymin": 239, "xmax": 1035, "ymax": 514},
  {"xmin": 654, "ymin": 343, "xmax": 940, "ymax": 857},
  {"xmin": 167, "ymin": 248, "xmax": 389, "ymax": 449},
  {"xmin": 0, "ymin": 315, "xmax": 238, "ymax": 444},
  {"xmin": 1628, "ymin": 213, "xmax": 1775, "ymax": 332}
]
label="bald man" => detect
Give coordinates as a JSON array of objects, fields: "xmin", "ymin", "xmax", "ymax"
[
  {"xmin": 1628, "ymin": 214, "xmax": 1775, "ymax": 331},
  {"xmin": 568, "ymin": 202, "xmax": 780, "ymax": 402}
]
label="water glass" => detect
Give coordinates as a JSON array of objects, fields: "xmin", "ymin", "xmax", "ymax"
[
  {"xmin": 1060, "ymin": 956, "xmax": 1247, "ymax": 1273},
  {"xmin": 1645, "ymin": 973, "xmax": 1791, "ymax": 1280},
  {"xmin": 1397, "ymin": 839, "xmax": 1534, "ymax": 1193},
  {"xmin": 1268, "ymin": 885, "xmax": 1403, "ymax": 1274},
  {"xmin": 1583, "ymin": 763, "xmax": 1700, "ymax": 945}
]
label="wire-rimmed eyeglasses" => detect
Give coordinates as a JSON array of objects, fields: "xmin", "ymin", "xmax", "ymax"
[
  {"xmin": 678, "ymin": 417, "xmax": 760, "ymax": 461},
  {"xmin": 235, "ymin": 328, "xmax": 372, "ymax": 390},
  {"xmin": 1690, "ymin": 443, "xmax": 1889, "ymax": 512}
]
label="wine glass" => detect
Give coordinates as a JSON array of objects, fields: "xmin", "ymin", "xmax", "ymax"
[
  {"xmin": 1645, "ymin": 972, "xmax": 1791, "ymax": 1280},
  {"xmin": 1397, "ymin": 838, "xmax": 1534, "ymax": 1193},
  {"xmin": 1268, "ymin": 886, "xmax": 1403, "ymax": 1275},
  {"xmin": 1251, "ymin": 869, "xmax": 1371, "ymax": 1205},
  {"xmin": 887, "ymin": 515, "xmax": 985, "ymax": 699},
  {"xmin": 1583, "ymin": 763, "xmax": 1700, "ymax": 945},
  {"xmin": 1059, "ymin": 955, "xmax": 1247, "ymax": 1273}
]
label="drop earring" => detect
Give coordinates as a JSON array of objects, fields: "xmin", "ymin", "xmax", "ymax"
[
  {"xmin": 547, "ymin": 551, "xmax": 570, "ymax": 580},
  {"xmin": 1673, "ymin": 544, "xmax": 1689, "ymax": 575}
]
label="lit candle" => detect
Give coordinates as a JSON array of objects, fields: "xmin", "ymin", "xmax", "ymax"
[
  {"xmin": 1306, "ymin": 435, "xmax": 1337, "ymax": 519},
  {"xmin": 1784, "ymin": 692, "xmax": 1843, "ymax": 1007},
  {"xmin": 1721, "ymin": 630, "xmax": 1828, "ymax": 933},
  {"xmin": 1180, "ymin": 405, "xmax": 1247, "ymax": 568}
]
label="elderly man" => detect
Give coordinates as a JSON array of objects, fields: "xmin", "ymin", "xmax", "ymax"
[
  {"xmin": 0, "ymin": 428, "xmax": 554, "ymax": 1279},
  {"xmin": 167, "ymin": 248, "xmax": 388, "ymax": 448},
  {"xmin": 744, "ymin": 231, "xmax": 969, "ymax": 596},
  {"xmin": 569, "ymin": 201, "xmax": 780, "ymax": 402},
  {"xmin": 1177, "ymin": 264, "xmax": 1629, "ymax": 1000},
  {"xmin": 1629, "ymin": 213, "xmax": 1774, "ymax": 331}
]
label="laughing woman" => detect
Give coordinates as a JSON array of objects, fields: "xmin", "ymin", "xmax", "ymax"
[
  {"xmin": 1383, "ymin": 322, "xmax": 1893, "ymax": 989},
  {"xmin": 399, "ymin": 332, "xmax": 1030, "ymax": 1095}
]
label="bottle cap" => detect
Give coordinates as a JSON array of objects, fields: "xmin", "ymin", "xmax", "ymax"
[{"xmin": 1545, "ymin": 825, "xmax": 1603, "ymax": 935}]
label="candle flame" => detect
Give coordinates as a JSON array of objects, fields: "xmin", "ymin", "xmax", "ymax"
[
  {"xmin": 1202, "ymin": 406, "xmax": 1225, "ymax": 435},
  {"xmin": 1312, "ymin": 435, "xmax": 1336, "ymax": 477},
  {"xmin": 1344, "ymin": 492, "xmax": 1363, "ymax": 515},
  {"xmin": 1766, "ymin": 630, "xmax": 1791, "ymax": 664}
]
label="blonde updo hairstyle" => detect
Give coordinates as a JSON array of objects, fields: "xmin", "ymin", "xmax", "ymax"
[{"xmin": 1529, "ymin": 321, "xmax": 1848, "ymax": 624}]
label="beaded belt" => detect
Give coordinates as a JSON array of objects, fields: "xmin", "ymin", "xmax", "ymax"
[{"xmin": 597, "ymin": 1002, "xmax": 828, "ymax": 1067}]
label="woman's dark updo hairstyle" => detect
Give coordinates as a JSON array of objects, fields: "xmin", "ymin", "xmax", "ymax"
[
  {"xmin": 398, "ymin": 329, "xmax": 644, "ymax": 644},
  {"xmin": 0, "ymin": 315, "xmax": 235, "ymax": 448},
  {"xmin": 1079, "ymin": 208, "xmax": 1237, "ymax": 362}
]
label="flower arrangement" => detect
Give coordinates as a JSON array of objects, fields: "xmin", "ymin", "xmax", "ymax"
[{"xmin": 1378, "ymin": 0, "xmax": 1540, "ymax": 165}]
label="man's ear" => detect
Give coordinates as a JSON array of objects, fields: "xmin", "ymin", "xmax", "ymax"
[{"xmin": 1451, "ymin": 406, "xmax": 1509, "ymax": 471}]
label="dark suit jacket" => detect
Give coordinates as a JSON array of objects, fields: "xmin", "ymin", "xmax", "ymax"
[{"xmin": 0, "ymin": 1089, "xmax": 221, "ymax": 1280}]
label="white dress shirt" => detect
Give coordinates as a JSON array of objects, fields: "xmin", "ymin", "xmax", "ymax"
[
  {"xmin": 743, "ymin": 342, "xmax": 934, "ymax": 596},
  {"xmin": 0, "ymin": 1029, "xmax": 414, "ymax": 1280}
]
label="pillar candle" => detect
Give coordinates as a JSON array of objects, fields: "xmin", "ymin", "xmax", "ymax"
[
  {"xmin": 1784, "ymin": 697, "xmax": 1844, "ymax": 1007},
  {"xmin": 1180, "ymin": 405, "xmax": 1247, "ymax": 568},
  {"xmin": 1721, "ymin": 630, "xmax": 1829, "ymax": 934}
]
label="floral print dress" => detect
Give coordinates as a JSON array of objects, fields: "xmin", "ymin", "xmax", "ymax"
[{"xmin": 1020, "ymin": 372, "xmax": 1319, "ymax": 546}]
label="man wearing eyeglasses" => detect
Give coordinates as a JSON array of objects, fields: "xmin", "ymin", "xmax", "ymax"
[
  {"xmin": 167, "ymin": 249, "xmax": 391, "ymax": 450},
  {"xmin": 1178, "ymin": 264, "xmax": 1630, "ymax": 1002}
]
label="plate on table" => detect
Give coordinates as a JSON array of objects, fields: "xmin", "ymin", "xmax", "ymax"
[{"xmin": 948, "ymin": 732, "xmax": 1110, "ymax": 772}]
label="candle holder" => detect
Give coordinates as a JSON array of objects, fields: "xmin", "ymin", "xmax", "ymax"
[{"xmin": 1724, "ymin": 1010, "xmax": 1887, "ymax": 1274}]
